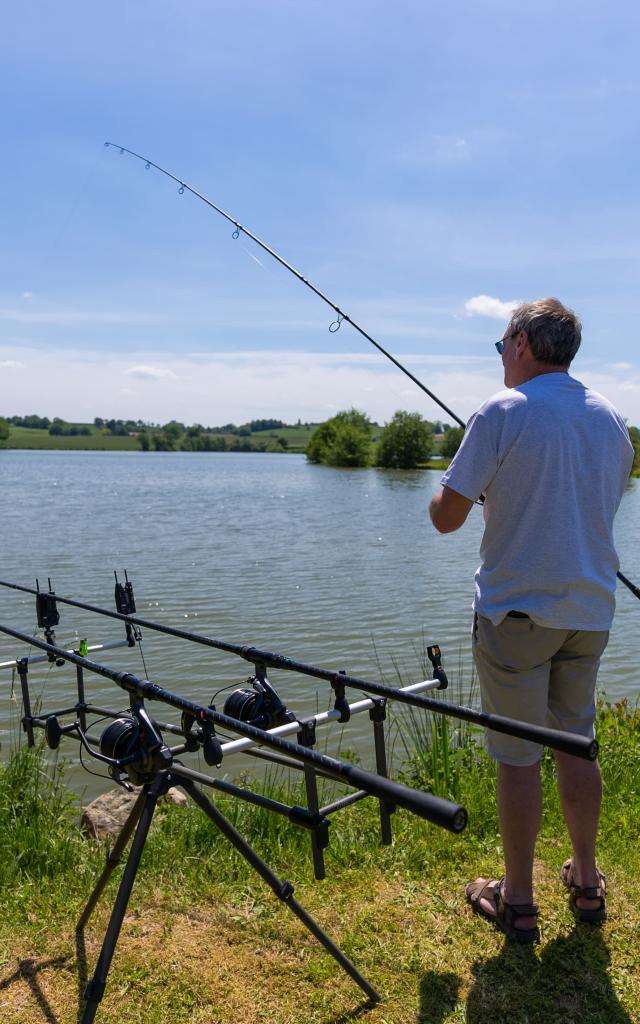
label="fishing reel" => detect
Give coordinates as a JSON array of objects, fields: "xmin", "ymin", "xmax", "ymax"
[
  {"xmin": 223, "ymin": 671, "xmax": 295, "ymax": 731},
  {"xmin": 178, "ymin": 672, "xmax": 293, "ymax": 768},
  {"xmin": 45, "ymin": 705, "xmax": 173, "ymax": 787},
  {"xmin": 99, "ymin": 707, "xmax": 173, "ymax": 785}
]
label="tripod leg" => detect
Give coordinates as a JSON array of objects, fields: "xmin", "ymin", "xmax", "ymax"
[
  {"xmin": 80, "ymin": 777, "xmax": 166, "ymax": 1024},
  {"xmin": 178, "ymin": 776, "xmax": 381, "ymax": 1004},
  {"xmin": 371, "ymin": 709, "xmax": 394, "ymax": 845},
  {"xmin": 303, "ymin": 764, "xmax": 326, "ymax": 879},
  {"xmin": 77, "ymin": 789, "xmax": 147, "ymax": 930}
]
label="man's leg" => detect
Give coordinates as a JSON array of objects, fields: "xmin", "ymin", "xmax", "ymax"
[
  {"xmin": 473, "ymin": 761, "xmax": 541, "ymax": 929},
  {"xmin": 470, "ymin": 615, "xmax": 560, "ymax": 930},
  {"xmin": 547, "ymin": 629, "xmax": 609, "ymax": 913},
  {"xmin": 498, "ymin": 762, "xmax": 542, "ymax": 907},
  {"xmin": 554, "ymin": 752, "xmax": 603, "ymax": 911}
]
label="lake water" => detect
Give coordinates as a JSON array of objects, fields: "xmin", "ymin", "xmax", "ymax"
[{"xmin": 1, "ymin": 450, "xmax": 638, "ymax": 799}]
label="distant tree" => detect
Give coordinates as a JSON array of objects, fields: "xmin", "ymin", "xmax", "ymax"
[
  {"xmin": 49, "ymin": 418, "xmax": 66, "ymax": 436},
  {"xmin": 248, "ymin": 418, "xmax": 285, "ymax": 432},
  {"xmin": 162, "ymin": 420, "xmax": 184, "ymax": 443},
  {"xmin": 105, "ymin": 418, "xmax": 128, "ymax": 436},
  {"xmin": 205, "ymin": 436, "xmax": 228, "ymax": 452},
  {"xmin": 376, "ymin": 411, "xmax": 434, "ymax": 469},
  {"xmin": 306, "ymin": 409, "xmax": 372, "ymax": 467},
  {"xmin": 629, "ymin": 425, "xmax": 640, "ymax": 474},
  {"xmin": 11, "ymin": 414, "xmax": 50, "ymax": 429},
  {"xmin": 94, "ymin": 417, "xmax": 104, "ymax": 428},
  {"xmin": 0, "ymin": 417, "xmax": 10, "ymax": 442},
  {"xmin": 152, "ymin": 433, "xmax": 174, "ymax": 451},
  {"xmin": 137, "ymin": 430, "xmax": 151, "ymax": 451},
  {"xmin": 276, "ymin": 436, "xmax": 289, "ymax": 450},
  {"xmin": 440, "ymin": 426, "xmax": 465, "ymax": 460}
]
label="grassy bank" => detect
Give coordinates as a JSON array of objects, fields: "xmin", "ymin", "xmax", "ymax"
[
  {"xmin": 0, "ymin": 701, "xmax": 638, "ymax": 1023},
  {"xmin": 1, "ymin": 423, "xmax": 453, "ymax": 461}
]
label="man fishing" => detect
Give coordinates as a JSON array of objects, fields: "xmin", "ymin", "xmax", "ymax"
[{"xmin": 429, "ymin": 297, "xmax": 634, "ymax": 941}]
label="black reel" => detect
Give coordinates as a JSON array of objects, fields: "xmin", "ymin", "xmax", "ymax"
[
  {"xmin": 223, "ymin": 674, "xmax": 295, "ymax": 730},
  {"xmin": 100, "ymin": 717, "xmax": 140, "ymax": 762},
  {"xmin": 224, "ymin": 687, "xmax": 261, "ymax": 722},
  {"xmin": 99, "ymin": 710, "xmax": 172, "ymax": 786}
]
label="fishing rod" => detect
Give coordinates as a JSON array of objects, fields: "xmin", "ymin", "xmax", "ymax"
[
  {"xmin": 103, "ymin": 143, "xmax": 640, "ymax": 602},
  {"xmin": 617, "ymin": 569, "xmax": 640, "ymax": 601},
  {"xmin": 0, "ymin": 619, "xmax": 466, "ymax": 833},
  {"xmin": 0, "ymin": 577, "xmax": 597, "ymax": 759},
  {"xmin": 104, "ymin": 142, "xmax": 465, "ymax": 429}
]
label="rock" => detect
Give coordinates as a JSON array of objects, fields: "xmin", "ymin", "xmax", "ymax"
[{"xmin": 81, "ymin": 785, "xmax": 187, "ymax": 841}]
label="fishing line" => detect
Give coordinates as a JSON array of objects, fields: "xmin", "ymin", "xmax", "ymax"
[
  {"xmin": 103, "ymin": 142, "xmax": 640, "ymax": 602},
  {"xmin": 27, "ymin": 153, "xmax": 103, "ymax": 298}
]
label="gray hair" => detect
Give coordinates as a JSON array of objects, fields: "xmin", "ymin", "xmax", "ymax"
[{"xmin": 509, "ymin": 298, "xmax": 582, "ymax": 366}]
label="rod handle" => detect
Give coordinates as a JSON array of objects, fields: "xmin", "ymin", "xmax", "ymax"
[
  {"xmin": 486, "ymin": 715, "xmax": 598, "ymax": 760},
  {"xmin": 342, "ymin": 765, "xmax": 467, "ymax": 833}
]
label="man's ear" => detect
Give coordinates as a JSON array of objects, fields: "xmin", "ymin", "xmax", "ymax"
[{"xmin": 514, "ymin": 330, "xmax": 530, "ymax": 360}]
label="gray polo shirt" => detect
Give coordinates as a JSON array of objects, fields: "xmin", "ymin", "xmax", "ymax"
[{"xmin": 441, "ymin": 373, "xmax": 634, "ymax": 629}]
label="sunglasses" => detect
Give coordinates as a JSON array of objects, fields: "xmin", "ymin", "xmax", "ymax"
[{"xmin": 495, "ymin": 330, "xmax": 519, "ymax": 355}]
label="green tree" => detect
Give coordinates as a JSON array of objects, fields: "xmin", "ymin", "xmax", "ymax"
[
  {"xmin": 441, "ymin": 426, "xmax": 465, "ymax": 460},
  {"xmin": 162, "ymin": 420, "xmax": 185, "ymax": 443},
  {"xmin": 376, "ymin": 411, "xmax": 433, "ymax": 469},
  {"xmin": 0, "ymin": 417, "xmax": 10, "ymax": 443},
  {"xmin": 152, "ymin": 433, "xmax": 174, "ymax": 451},
  {"xmin": 306, "ymin": 409, "xmax": 372, "ymax": 467},
  {"xmin": 629, "ymin": 426, "xmax": 640, "ymax": 475}
]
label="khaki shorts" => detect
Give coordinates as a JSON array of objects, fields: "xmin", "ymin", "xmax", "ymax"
[{"xmin": 472, "ymin": 613, "xmax": 609, "ymax": 766}]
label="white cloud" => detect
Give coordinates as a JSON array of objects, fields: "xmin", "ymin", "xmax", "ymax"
[
  {"xmin": 464, "ymin": 295, "xmax": 521, "ymax": 320},
  {"xmin": 613, "ymin": 362, "xmax": 633, "ymax": 370},
  {"xmin": 22, "ymin": 291, "xmax": 33, "ymax": 300},
  {"xmin": 1, "ymin": 345, "xmax": 637, "ymax": 427},
  {"xmin": 124, "ymin": 365, "xmax": 178, "ymax": 381},
  {"xmin": 0, "ymin": 345, "xmax": 500, "ymax": 425},
  {"xmin": 0, "ymin": 360, "xmax": 26, "ymax": 369}
]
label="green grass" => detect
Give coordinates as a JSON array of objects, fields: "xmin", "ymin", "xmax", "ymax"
[
  {"xmin": 0, "ymin": 700, "xmax": 638, "ymax": 1022},
  {"xmin": 4, "ymin": 426, "xmax": 139, "ymax": 451}
]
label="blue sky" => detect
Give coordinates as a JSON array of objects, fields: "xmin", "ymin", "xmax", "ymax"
[{"xmin": 1, "ymin": 0, "xmax": 639, "ymax": 425}]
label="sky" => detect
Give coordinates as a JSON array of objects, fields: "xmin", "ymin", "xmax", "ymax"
[{"xmin": 1, "ymin": 0, "xmax": 639, "ymax": 427}]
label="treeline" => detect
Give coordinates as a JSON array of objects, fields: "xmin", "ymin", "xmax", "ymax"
[
  {"xmin": 306, "ymin": 409, "xmax": 464, "ymax": 469},
  {"xmin": 1, "ymin": 413, "xmax": 638, "ymax": 475},
  {"xmin": 137, "ymin": 423, "xmax": 290, "ymax": 453},
  {"xmin": 3, "ymin": 415, "xmax": 148, "ymax": 437}
]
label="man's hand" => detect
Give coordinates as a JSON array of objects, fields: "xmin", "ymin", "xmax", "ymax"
[{"xmin": 429, "ymin": 485, "xmax": 474, "ymax": 534}]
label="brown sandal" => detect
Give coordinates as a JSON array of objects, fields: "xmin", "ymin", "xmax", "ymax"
[
  {"xmin": 560, "ymin": 859, "xmax": 607, "ymax": 924},
  {"xmin": 465, "ymin": 878, "xmax": 540, "ymax": 943}
]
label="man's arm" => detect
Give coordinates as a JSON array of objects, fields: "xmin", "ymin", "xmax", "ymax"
[{"xmin": 429, "ymin": 485, "xmax": 475, "ymax": 534}]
